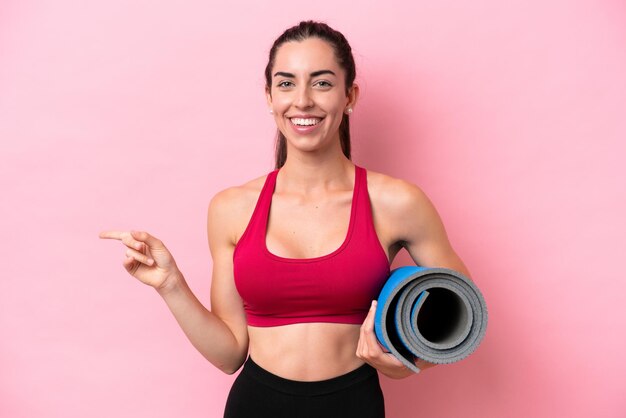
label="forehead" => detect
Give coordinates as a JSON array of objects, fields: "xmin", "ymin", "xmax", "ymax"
[{"xmin": 272, "ymin": 38, "xmax": 341, "ymax": 75}]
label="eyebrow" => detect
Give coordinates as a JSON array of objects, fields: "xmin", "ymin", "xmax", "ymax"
[{"xmin": 273, "ymin": 70, "xmax": 336, "ymax": 78}]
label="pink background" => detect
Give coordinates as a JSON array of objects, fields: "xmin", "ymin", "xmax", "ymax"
[{"xmin": 1, "ymin": 0, "xmax": 625, "ymax": 417}]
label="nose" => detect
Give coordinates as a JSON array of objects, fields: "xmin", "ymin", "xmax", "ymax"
[{"xmin": 294, "ymin": 86, "xmax": 314, "ymax": 109}]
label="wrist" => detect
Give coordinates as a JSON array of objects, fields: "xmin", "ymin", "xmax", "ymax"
[
  {"xmin": 156, "ymin": 270, "xmax": 186, "ymax": 296},
  {"xmin": 383, "ymin": 365, "xmax": 415, "ymax": 380}
]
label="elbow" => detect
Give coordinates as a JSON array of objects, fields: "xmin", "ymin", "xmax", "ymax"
[
  {"xmin": 224, "ymin": 368, "xmax": 239, "ymax": 375},
  {"xmin": 216, "ymin": 357, "xmax": 246, "ymax": 375},
  {"xmin": 221, "ymin": 364, "xmax": 240, "ymax": 375}
]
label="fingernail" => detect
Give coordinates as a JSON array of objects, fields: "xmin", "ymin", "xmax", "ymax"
[{"xmin": 147, "ymin": 259, "xmax": 154, "ymax": 265}]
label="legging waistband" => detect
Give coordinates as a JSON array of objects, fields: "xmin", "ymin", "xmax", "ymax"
[{"xmin": 240, "ymin": 356, "xmax": 379, "ymax": 396}]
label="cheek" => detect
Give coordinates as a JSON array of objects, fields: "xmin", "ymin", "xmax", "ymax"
[
  {"xmin": 272, "ymin": 95, "xmax": 292, "ymax": 112},
  {"xmin": 321, "ymin": 93, "xmax": 348, "ymax": 113}
]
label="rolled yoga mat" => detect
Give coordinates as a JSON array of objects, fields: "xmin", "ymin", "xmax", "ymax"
[{"xmin": 374, "ymin": 266, "xmax": 488, "ymax": 373}]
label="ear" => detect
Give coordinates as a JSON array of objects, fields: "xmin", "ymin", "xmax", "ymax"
[
  {"xmin": 265, "ymin": 85, "xmax": 273, "ymax": 110},
  {"xmin": 345, "ymin": 83, "xmax": 360, "ymax": 113}
]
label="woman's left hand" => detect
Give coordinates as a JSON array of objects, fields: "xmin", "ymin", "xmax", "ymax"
[{"xmin": 356, "ymin": 300, "xmax": 436, "ymax": 379}]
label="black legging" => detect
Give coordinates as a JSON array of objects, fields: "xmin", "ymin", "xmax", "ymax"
[{"xmin": 224, "ymin": 356, "xmax": 385, "ymax": 418}]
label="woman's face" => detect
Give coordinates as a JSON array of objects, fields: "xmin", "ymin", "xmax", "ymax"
[{"xmin": 266, "ymin": 38, "xmax": 358, "ymax": 157}]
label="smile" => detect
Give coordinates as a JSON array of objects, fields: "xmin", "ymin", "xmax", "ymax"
[{"xmin": 290, "ymin": 117, "xmax": 322, "ymax": 126}]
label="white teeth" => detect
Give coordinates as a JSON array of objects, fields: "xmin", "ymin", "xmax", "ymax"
[{"xmin": 290, "ymin": 118, "xmax": 321, "ymax": 126}]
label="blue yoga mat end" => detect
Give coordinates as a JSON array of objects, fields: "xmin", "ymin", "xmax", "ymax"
[{"xmin": 374, "ymin": 266, "xmax": 488, "ymax": 373}]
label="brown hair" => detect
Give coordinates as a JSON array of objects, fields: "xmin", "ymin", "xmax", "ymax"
[{"xmin": 265, "ymin": 21, "xmax": 356, "ymax": 169}]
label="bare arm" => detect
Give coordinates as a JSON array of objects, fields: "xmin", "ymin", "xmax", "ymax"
[
  {"xmin": 99, "ymin": 189, "xmax": 249, "ymax": 374},
  {"xmin": 395, "ymin": 182, "xmax": 471, "ymax": 278},
  {"xmin": 357, "ymin": 175, "xmax": 471, "ymax": 378},
  {"xmin": 156, "ymin": 271, "xmax": 247, "ymax": 374},
  {"xmin": 204, "ymin": 188, "xmax": 250, "ymax": 372}
]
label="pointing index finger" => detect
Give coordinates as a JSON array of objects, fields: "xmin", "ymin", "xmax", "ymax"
[{"xmin": 98, "ymin": 230, "xmax": 125, "ymax": 240}]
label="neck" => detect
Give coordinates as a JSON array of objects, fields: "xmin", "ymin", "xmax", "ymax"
[{"xmin": 278, "ymin": 153, "xmax": 354, "ymax": 193}]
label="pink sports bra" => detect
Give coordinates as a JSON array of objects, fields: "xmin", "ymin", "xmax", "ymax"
[{"xmin": 233, "ymin": 165, "xmax": 390, "ymax": 327}]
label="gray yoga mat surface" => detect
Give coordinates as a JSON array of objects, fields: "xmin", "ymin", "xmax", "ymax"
[{"xmin": 374, "ymin": 266, "xmax": 488, "ymax": 373}]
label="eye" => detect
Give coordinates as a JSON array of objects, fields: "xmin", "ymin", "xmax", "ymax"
[
  {"xmin": 314, "ymin": 80, "xmax": 333, "ymax": 88},
  {"xmin": 277, "ymin": 80, "xmax": 294, "ymax": 88}
]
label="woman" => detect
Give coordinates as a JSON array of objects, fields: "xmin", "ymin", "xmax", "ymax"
[{"xmin": 100, "ymin": 21, "xmax": 470, "ymax": 418}]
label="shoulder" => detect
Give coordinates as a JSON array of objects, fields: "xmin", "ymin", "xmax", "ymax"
[
  {"xmin": 207, "ymin": 173, "xmax": 271, "ymax": 244},
  {"xmin": 209, "ymin": 174, "xmax": 268, "ymax": 213},
  {"xmin": 209, "ymin": 169, "xmax": 275, "ymax": 212},
  {"xmin": 364, "ymin": 168, "xmax": 445, "ymax": 245},
  {"xmin": 364, "ymin": 169, "xmax": 433, "ymax": 216}
]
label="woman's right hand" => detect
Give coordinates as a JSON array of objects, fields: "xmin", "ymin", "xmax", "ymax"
[{"xmin": 99, "ymin": 230, "xmax": 181, "ymax": 291}]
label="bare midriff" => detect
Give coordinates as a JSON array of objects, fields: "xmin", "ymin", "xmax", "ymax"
[{"xmin": 247, "ymin": 322, "xmax": 365, "ymax": 381}]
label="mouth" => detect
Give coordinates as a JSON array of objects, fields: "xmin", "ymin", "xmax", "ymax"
[{"xmin": 289, "ymin": 117, "xmax": 323, "ymax": 127}]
